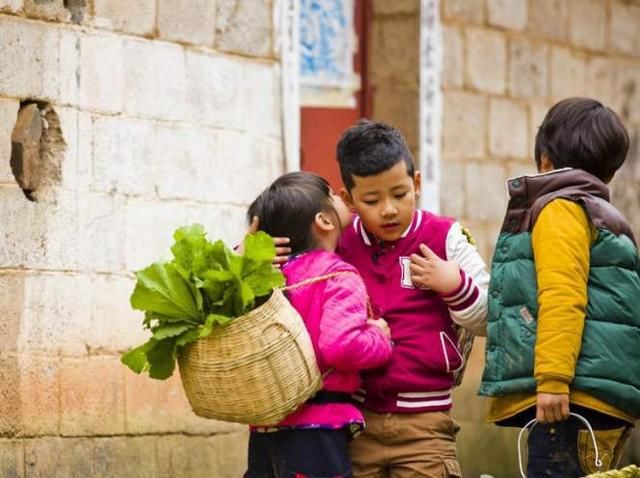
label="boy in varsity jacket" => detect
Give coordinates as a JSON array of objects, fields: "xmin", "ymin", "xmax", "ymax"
[
  {"xmin": 479, "ymin": 98, "xmax": 640, "ymax": 477},
  {"xmin": 336, "ymin": 120, "xmax": 489, "ymax": 477}
]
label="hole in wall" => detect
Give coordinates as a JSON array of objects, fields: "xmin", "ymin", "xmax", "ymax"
[{"xmin": 10, "ymin": 100, "xmax": 65, "ymax": 202}]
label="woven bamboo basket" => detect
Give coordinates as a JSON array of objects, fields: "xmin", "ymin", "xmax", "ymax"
[
  {"xmin": 585, "ymin": 465, "xmax": 640, "ymax": 477},
  {"xmin": 177, "ymin": 288, "xmax": 322, "ymax": 425}
]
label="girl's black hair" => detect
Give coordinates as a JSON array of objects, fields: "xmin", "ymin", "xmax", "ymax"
[
  {"xmin": 534, "ymin": 97, "xmax": 629, "ymax": 182},
  {"xmin": 247, "ymin": 172, "xmax": 338, "ymax": 255}
]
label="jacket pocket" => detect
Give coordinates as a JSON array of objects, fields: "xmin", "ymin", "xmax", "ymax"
[{"xmin": 439, "ymin": 331, "xmax": 464, "ymax": 373}]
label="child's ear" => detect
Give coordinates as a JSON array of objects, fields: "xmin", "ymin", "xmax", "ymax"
[
  {"xmin": 339, "ymin": 188, "xmax": 355, "ymax": 210},
  {"xmin": 314, "ymin": 212, "xmax": 336, "ymax": 232},
  {"xmin": 413, "ymin": 170, "xmax": 422, "ymax": 195}
]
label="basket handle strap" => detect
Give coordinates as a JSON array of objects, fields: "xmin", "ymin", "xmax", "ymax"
[
  {"xmin": 282, "ymin": 271, "xmax": 374, "ymax": 318},
  {"xmin": 283, "ymin": 271, "xmax": 376, "ymax": 383},
  {"xmin": 516, "ymin": 412, "xmax": 602, "ymax": 478}
]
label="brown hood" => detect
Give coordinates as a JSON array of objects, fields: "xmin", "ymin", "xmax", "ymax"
[{"xmin": 501, "ymin": 168, "xmax": 635, "ymax": 243}]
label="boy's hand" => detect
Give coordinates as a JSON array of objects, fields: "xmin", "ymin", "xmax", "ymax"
[
  {"xmin": 244, "ymin": 216, "xmax": 291, "ymax": 266},
  {"xmin": 367, "ymin": 318, "xmax": 391, "ymax": 337},
  {"xmin": 409, "ymin": 244, "xmax": 461, "ymax": 294},
  {"xmin": 536, "ymin": 392, "xmax": 570, "ymax": 423}
]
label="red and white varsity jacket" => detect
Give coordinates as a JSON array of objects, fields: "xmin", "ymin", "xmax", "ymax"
[{"xmin": 337, "ymin": 210, "xmax": 489, "ymax": 413}]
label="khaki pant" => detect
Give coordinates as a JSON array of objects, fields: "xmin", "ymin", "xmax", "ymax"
[{"xmin": 349, "ymin": 410, "xmax": 462, "ymax": 478}]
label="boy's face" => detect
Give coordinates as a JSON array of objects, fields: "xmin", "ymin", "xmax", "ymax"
[{"xmin": 341, "ymin": 161, "xmax": 421, "ymax": 242}]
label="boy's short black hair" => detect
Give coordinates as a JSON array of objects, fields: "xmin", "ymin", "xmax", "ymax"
[
  {"xmin": 535, "ymin": 97, "xmax": 629, "ymax": 182},
  {"xmin": 247, "ymin": 172, "xmax": 337, "ymax": 255},
  {"xmin": 336, "ymin": 119, "xmax": 415, "ymax": 190}
]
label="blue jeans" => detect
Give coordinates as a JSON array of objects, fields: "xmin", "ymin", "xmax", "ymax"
[
  {"xmin": 245, "ymin": 428, "xmax": 353, "ymax": 478},
  {"xmin": 527, "ymin": 419, "xmax": 583, "ymax": 478}
]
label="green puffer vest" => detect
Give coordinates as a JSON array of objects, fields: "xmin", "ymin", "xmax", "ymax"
[{"xmin": 479, "ymin": 169, "xmax": 640, "ymax": 419}]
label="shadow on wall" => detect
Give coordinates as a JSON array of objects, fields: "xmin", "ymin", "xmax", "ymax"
[{"xmin": 454, "ymin": 339, "xmax": 639, "ymax": 477}]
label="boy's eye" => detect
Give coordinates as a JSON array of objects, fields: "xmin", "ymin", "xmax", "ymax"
[
  {"xmin": 363, "ymin": 199, "xmax": 378, "ymax": 205},
  {"xmin": 394, "ymin": 192, "xmax": 408, "ymax": 199}
]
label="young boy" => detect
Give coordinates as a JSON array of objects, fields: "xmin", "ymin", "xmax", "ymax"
[
  {"xmin": 336, "ymin": 120, "xmax": 490, "ymax": 477},
  {"xmin": 479, "ymin": 97, "xmax": 640, "ymax": 477}
]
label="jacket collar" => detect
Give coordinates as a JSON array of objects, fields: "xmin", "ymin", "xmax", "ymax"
[{"xmin": 353, "ymin": 210, "xmax": 423, "ymax": 246}]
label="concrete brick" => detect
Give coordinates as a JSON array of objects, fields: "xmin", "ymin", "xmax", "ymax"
[
  {"xmin": 124, "ymin": 199, "xmax": 192, "ymax": 272},
  {"xmin": 77, "ymin": 193, "xmax": 127, "ymax": 272},
  {"xmin": 616, "ymin": 63, "xmax": 640, "ymax": 125},
  {"xmin": 442, "ymin": 92, "xmax": 487, "ymax": 159},
  {"xmin": 528, "ymin": 98, "xmax": 552, "ymax": 156},
  {"xmin": 464, "ymin": 162, "xmax": 508, "ymax": 222},
  {"xmin": 123, "ymin": 39, "xmax": 188, "ymax": 122},
  {"xmin": 0, "ymin": 0, "xmax": 22, "ymax": 12},
  {"xmin": 185, "ymin": 50, "xmax": 244, "ymax": 130},
  {"xmin": 23, "ymin": 0, "xmax": 70, "ymax": 22},
  {"xmin": 527, "ymin": 0, "xmax": 567, "ymax": 41},
  {"xmin": 373, "ymin": 88, "xmax": 419, "ymax": 153},
  {"xmin": 0, "ymin": 439, "xmax": 24, "ymax": 478},
  {"xmin": 57, "ymin": 29, "xmax": 81, "ymax": 106},
  {"xmin": 243, "ymin": 61, "xmax": 282, "ymax": 138},
  {"xmin": 0, "ymin": 354, "xmax": 21, "ymax": 435},
  {"xmin": 0, "ymin": 17, "xmax": 60, "ymax": 101},
  {"xmin": 157, "ymin": 433, "xmax": 248, "ymax": 478},
  {"xmin": 440, "ymin": 160, "xmax": 466, "ymax": 218},
  {"xmin": 442, "ymin": 26, "xmax": 463, "ymax": 89},
  {"xmin": 443, "ymin": 0, "xmax": 485, "ymax": 23},
  {"xmin": 216, "ymin": 0, "xmax": 273, "ymax": 58},
  {"xmin": 371, "ymin": 14, "xmax": 420, "ymax": 91},
  {"xmin": 550, "ymin": 47, "xmax": 587, "ymax": 100},
  {"xmin": 17, "ymin": 354, "xmax": 60, "ymax": 436},
  {"xmin": 125, "ymin": 368, "xmax": 242, "ymax": 435},
  {"xmin": 91, "ymin": 116, "xmax": 158, "ymax": 196},
  {"xmin": 157, "ymin": 0, "xmax": 216, "ymax": 46},
  {"xmin": 93, "ymin": 0, "xmax": 155, "ymax": 36},
  {"xmin": 586, "ymin": 57, "xmax": 618, "ymax": 114},
  {"xmin": 93, "ymin": 436, "xmax": 158, "ymax": 478},
  {"xmin": 185, "ymin": 205, "xmax": 247, "ymax": 249},
  {"xmin": 216, "ymin": 131, "xmax": 284, "ymax": 204},
  {"xmin": 610, "ymin": 1, "xmax": 640, "ymax": 58},
  {"xmin": 24, "ymin": 438, "xmax": 93, "ymax": 477},
  {"xmin": 465, "ymin": 28, "xmax": 506, "ymax": 95},
  {"xmin": 59, "ymin": 355, "xmax": 126, "ymax": 436},
  {"xmin": 0, "ymin": 274, "xmax": 24, "ymax": 353},
  {"xmin": 0, "ymin": 188, "xmax": 79, "ymax": 269},
  {"xmin": 487, "ymin": 0, "xmax": 527, "ymax": 30},
  {"xmin": 489, "ymin": 98, "xmax": 528, "ymax": 159},
  {"xmin": 567, "ymin": 0, "xmax": 606, "ymax": 51},
  {"xmin": 79, "ymin": 34, "xmax": 124, "ymax": 113},
  {"xmin": 88, "ymin": 275, "xmax": 147, "ymax": 353},
  {"xmin": 0, "ymin": 98, "xmax": 20, "ymax": 184},
  {"xmin": 508, "ymin": 39, "xmax": 549, "ymax": 98},
  {"xmin": 19, "ymin": 273, "xmax": 90, "ymax": 355},
  {"xmin": 372, "ymin": 0, "xmax": 418, "ymax": 15}
]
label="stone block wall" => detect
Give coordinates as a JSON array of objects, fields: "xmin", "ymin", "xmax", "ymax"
[{"xmin": 0, "ymin": 0, "xmax": 283, "ymax": 475}]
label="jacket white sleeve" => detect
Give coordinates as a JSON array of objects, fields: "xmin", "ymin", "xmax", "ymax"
[{"xmin": 441, "ymin": 222, "xmax": 489, "ymax": 336}]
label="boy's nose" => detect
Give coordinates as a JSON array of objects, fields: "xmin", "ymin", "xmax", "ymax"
[{"xmin": 381, "ymin": 201, "xmax": 398, "ymax": 217}]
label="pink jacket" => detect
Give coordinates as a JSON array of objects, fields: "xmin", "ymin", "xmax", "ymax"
[{"xmin": 273, "ymin": 249, "xmax": 393, "ymax": 430}]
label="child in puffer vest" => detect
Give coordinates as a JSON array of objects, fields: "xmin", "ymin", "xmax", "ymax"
[
  {"xmin": 244, "ymin": 171, "xmax": 393, "ymax": 478},
  {"xmin": 479, "ymin": 97, "xmax": 640, "ymax": 477}
]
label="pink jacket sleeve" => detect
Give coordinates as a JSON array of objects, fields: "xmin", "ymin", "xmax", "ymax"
[{"xmin": 318, "ymin": 272, "xmax": 393, "ymax": 371}]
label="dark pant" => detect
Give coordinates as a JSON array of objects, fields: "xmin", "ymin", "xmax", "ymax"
[
  {"xmin": 527, "ymin": 419, "xmax": 583, "ymax": 478},
  {"xmin": 526, "ymin": 414, "xmax": 631, "ymax": 478},
  {"xmin": 245, "ymin": 428, "xmax": 353, "ymax": 478}
]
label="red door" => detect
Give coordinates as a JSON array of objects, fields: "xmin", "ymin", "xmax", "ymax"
[{"xmin": 300, "ymin": 0, "xmax": 372, "ymax": 191}]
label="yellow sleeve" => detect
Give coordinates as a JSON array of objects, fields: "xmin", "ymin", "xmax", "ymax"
[{"xmin": 532, "ymin": 199, "xmax": 596, "ymax": 395}]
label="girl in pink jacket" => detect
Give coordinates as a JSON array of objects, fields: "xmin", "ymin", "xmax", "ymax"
[{"xmin": 245, "ymin": 172, "xmax": 393, "ymax": 478}]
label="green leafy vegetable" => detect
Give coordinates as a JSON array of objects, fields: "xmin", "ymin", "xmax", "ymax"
[{"xmin": 121, "ymin": 225, "xmax": 285, "ymax": 379}]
